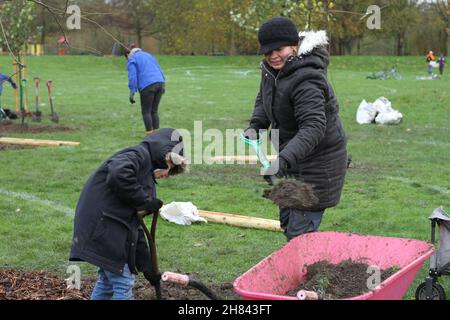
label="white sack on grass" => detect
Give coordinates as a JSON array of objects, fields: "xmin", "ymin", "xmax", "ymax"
[
  {"xmin": 373, "ymin": 97, "xmax": 403, "ymax": 125},
  {"xmin": 373, "ymin": 97, "xmax": 393, "ymax": 113},
  {"xmin": 357, "ymin": 97, "xmax": 403, "ymax": 125},
  {"xmin": 160, "ymin": 202, "xmax": 207, "ymax": 226},
  {"xmin": 356, "ymin": 100, "xmax": 377, "ymax": 124},
  {"xmin": 375, "ymin": 110, "xmax": 403, "ymax": 125}
]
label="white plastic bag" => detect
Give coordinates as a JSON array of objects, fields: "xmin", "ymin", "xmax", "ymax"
[
  {"xmin": 373, "ymin": 97, "xmax": 393, "ymax": 113},
  {"xmin": 357, "ymin": 97, "xmax": 403, "ymax": 125},
  {"xmin": 356, "ymin": 100, "xmax": 377, "ymax": 124},
  {"xmin": 159, "ymin": 202, "xmax": 207, "ymax": 226},
  {"xmin": 375, "ymin": 110, "xmax": 403, "ymax": 125},
  {"xmin": 430, "ymin": 61, "xmax": 439, "ymax": 68}
]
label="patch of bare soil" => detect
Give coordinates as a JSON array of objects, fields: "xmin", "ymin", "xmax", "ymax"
[
  {"xmin": 0, "ymin": 269, "xmax": 240, "ymax": 300},
  {"xmin": 287, "ymin": 260, "xmax": 397, "ymax": 300},
  {"xmin": 0, "ymin": 123, "xmax": 75, "ymax": 134},
  {"xmin": 132, "ymin": 280, "xmax": 240, "ymax": 300}
]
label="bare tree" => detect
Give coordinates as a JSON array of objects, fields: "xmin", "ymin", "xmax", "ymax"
[
  {"xmin": 433, "ymin": 0, "xmax": 449, "ymax": 55},
  {"xmin": 107, "ymin": 0, "xmax": 157, "ymax": 48}
]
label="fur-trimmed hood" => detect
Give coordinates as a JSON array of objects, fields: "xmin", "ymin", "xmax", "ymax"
[
  {"xmin": 294, "ymin": 30, "xmax": 330, "ymax": 72},
  {"xmin": 298, "ymin": 30, "xmax": 329, "ymax": 56}
]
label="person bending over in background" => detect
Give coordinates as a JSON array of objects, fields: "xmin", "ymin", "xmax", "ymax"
[
  {"xmin": 125, "ymin": 45, "xmax": 166, "ymax": 135},
  {"xmin": 0, "ymin": 71, "xmax": 17, "ymax": 103}
]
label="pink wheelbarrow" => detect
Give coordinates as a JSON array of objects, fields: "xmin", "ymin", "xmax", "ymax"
[{"xmin": 234, "ymin": 232, "xmax": 434, "ymax": 300}]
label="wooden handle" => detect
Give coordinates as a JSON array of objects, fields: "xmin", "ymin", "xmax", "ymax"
[
  {"xmin": 297, "ymin": 290, "xmax": 321, "ymax": 301},
  {"xmin": 161, "ymin": 272, "xmax": 190, "ymax": 286},
  {"xmin": 198, "ymin": 210, "xmax": 282, "ymax": 232}
]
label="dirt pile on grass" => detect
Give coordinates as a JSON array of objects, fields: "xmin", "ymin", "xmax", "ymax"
[
  {"xmin": 288, "ymin": 260, "xmax": 397, "ymax": 299},
  {"xmin": 0, "ymin": 269, "xmax": 240, "ymax": 300}
]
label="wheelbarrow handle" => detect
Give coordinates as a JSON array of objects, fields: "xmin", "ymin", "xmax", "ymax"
[
  {"xmin": 161, "ymin": 272, "xmax": 221, "ymax": 300},
  {"xmin": 297, "ymin": 290, "xmax": 323, "ymax": 301},
  {"xmin": 161, "ymin": 272, "xmax": 190, "ymax": 286}
]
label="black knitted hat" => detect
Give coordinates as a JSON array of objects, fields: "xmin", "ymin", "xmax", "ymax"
[{"xmin": 258, "ymin": 17, "xmax": 299, "ymax": 54}]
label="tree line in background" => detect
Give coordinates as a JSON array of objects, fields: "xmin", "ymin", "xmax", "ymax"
[{"xmin": 0, "ymin": 0, "xmax": 449, "ymax": 56}]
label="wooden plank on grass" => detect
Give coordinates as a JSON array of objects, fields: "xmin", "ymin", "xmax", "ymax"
[
  {"xmin": 0, "ymin": 137, "xmax": 80, "ymax": 147},
  {"xmin": 210, "ymin": 155, "xmax": 277, "ymax": 163},
  {"xmin": 198, "ymin": 210, "xmax": 282, "ymax": 232}
]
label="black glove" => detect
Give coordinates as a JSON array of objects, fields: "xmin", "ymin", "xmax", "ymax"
[
  {"xmin": 243, "ymin": 127, "xmax": 259, "ymax": 141},
  {"xmin": 129, "ymin": 92, "xmax": 136, "ymax": 104},
  {"xmin": 8, "ymin": 78, "xmax": 17, "ymax": 90},
  {"xmin": 143, "ymin": 271, "xmax": 161, "ymax": 286},
  {"xmin": 263, "ymin": 174, "xmax": 276, "ymax": 186},
  {"xmin": 146, "ymin": 198, "xmax": 163, "ymax": 215},
  {"xmin": 262, "ymin": 158, "xmax": 289, "ymax": 186},
  {"xmin": 275, "ymin": 157, "xmax": 289, "ymax": 179}
]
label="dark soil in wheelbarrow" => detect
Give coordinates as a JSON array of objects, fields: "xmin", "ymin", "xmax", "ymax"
[
  {"xmin": 0, "ymin": 123, "xmax": 75, "ymax": 134},
  {"xmin": 287, "ymin": 260, "xmax": 398, "ymax": 300},
  {"xmin": 0, "ymin": 269, "xmax": 240, "ymax": 300}
]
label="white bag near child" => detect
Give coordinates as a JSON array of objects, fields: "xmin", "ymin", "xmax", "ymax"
[{"xmin": 159, "ymin": 202, "xmax": 207, "ymax": 226}]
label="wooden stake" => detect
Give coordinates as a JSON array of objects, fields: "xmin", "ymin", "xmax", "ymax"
[
  {"xmin": 14, "ymin": 62, "xmax": 19, "ymax": 113},
  {"xmin": 209, "ymin": 155, "xmax": 277, "ymax": 163},
  {"xmin": 23, "ymin": 52, "xmax": 29, "ymax": 113},
  {"xmin": 198, "ymin": 210, "xmax": 282, "ymax": 232},
  {"xmin": 0, "ymin": 137, "xmax": 80, "ymax": 147}
]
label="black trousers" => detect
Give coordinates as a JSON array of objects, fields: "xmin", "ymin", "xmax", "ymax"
[
  {"xmin": 279, "ymin": 208, "xmax": 324, "ymax": 241},
  {"xmin": 139, "ymin": 82, "xmax": 165, "ymax": 131}
]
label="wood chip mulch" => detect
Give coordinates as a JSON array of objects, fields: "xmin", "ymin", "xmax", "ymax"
[{"xmin": 0, "ymin": 269, "xmax": 91, "ymax": 300}]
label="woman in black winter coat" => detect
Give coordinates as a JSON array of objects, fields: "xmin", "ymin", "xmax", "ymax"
[{"xmin": 244, "ymin": 17, "xmax": 348, "ymax": 241}]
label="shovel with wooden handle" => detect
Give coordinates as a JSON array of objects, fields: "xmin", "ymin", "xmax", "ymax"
[
  {"xmin": 137, "ymin": 209, "xmax": 162, "ymax": 300},
  {"xmin": 161, "ymin": 272, "xmax": 221, "ymax": 300},
  {"xmin": 32, "ymin": 77, "xmax": 42, "ymax": 122},
  {"xmin": 46, "ymin": 80, "xmax": 59, "ymax": 123},
  {"xmin": 137, "ymin": 209, "xmax": 221, "ymax": 300}
]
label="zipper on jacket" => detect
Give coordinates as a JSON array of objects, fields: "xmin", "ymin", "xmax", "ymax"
[
  {"xmin": 261, "ymin": 63, "xmax": 282, "ymax": 125},
  {"xmin": 261, "ymin": 63, "xmax": 281, "ymax": 86},
  {"xmin": 261, "ymin": 55, "xmax": 295, "ymax": 86}
]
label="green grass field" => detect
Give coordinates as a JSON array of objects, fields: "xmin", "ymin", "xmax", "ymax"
[{"xmin": 0, "ymin": 54, "xmax": 449, "ymax": 300}]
